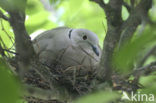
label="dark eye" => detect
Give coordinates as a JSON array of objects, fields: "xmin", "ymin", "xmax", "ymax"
[{"xmin": 83, "ymin": 35, "xmax": 87, "ymax": 40}]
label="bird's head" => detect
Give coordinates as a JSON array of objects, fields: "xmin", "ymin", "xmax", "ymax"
[{"xmin": 70, "ymin": 28, "xmax": 101, "ymax": 56}]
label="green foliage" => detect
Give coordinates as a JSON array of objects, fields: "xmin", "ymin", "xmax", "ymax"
[
  {"xmin": 122, "ymin": 6, "xmax": 129, "ymax": 21},
  {"xmin": 0, "ymin": 59, "xmax": 20, "ymax": 103},
  {"xmin": 49, "ymin": 0, "xmax": 64, "ymax": 5},
  {"xmin": 49, "ymin": 0, "xmax": 57, "ymax": 4},
  {"xmin": 25, "ymin": 0, "xmax": 57, "ymax": 34},
  {"xmin": 139, "ymin": 75, "xmax": 156, "ymax": 99},
  {"xmin": 123, "ymin": 0, "xmax": 131, "ymax": 5},
  {"xmin": 103, "ymin": 0, "xmax": 109, "ymax": 4},
  {"xmin": 25, "ymin": 0, "xmax": 106, "ymax": 46},
  {"xmin": 59, "ymin": 0, "xmax": 106, "ymax": 46},
  {"xmin": 113, "ymin": 26, "xmax": 156, "ymax": 73},
  {"xmin": 0, "ymin": 0, "xmax": 26, "ymax": 11},
  {"xmin": 0, "ymin": 8, "xmax": 15, "ymax": 57},
  {"xmin": 149, "ymin": 0, "xmax": 156, "ymax": 22},
  {"xmin": 124, "ymin": 0, "xmax": 141, "ymax": 7},
  {"xmin": 0, "ymin": 18, "xmax": 14, "ymax": 49},
  {"xmin": 74, "ymin": 91, "xmax": 119, "ymax": 103}
]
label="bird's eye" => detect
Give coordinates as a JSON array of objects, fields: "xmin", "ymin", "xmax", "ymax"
[{"xmin": 83, "ymin": 35, "xmax": 87, "ymax": 40}]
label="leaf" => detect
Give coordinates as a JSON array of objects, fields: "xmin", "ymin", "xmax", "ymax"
[
  {"xmin": 25, "ymin": 11, "xmax": 56, "ymax": 34},
  {"xmin": 0, "ymin": 18, "xmax": 14, "ymax": 51},
  {"xmin": 113, "ymin": 27, "xmax": 156, "ymax": 73},
  {"xmin": 0, "ymin": 59, "xmax": 20, "ymax": 103},
  {"xmin": 49, "ymin": 0, "xmax": 58, "ymax": 4},
  {"xmin": 25, "ymin": 0, "xmax": 57, "ymax": 34},
  {"xmin": 74, "ymin": 91, "xmax": 119, "ymax": 103},
  {"xmin": 122, "ymin": 6, "xmax": 129, "ymax": 21},
  {"xmin": 0, "ymin": 0, "xmax": 26, "ymax": 11},
  {"xmin": 139, "ymin": 75, "xmax": 156, "ymax": 95}
]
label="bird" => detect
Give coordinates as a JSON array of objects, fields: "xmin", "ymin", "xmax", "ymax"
[{"xmin": 32, "ymin": 27, "xmax": 101, "ymax": 68}]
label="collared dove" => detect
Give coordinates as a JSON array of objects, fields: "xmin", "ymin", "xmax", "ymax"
[{"xmin": 32, "ymin": 27, "xmax": 101, "ymax": 68}]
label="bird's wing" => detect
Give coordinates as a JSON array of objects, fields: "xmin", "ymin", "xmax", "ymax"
[
  {"xmin": 33, "ymin": 27, "xmax": 72, "ymax": 65},
  {"xmin": 33, "ymin": 27, "xmax": 72, "ymax": 54},
  {"xmin": 33, "ymin": 27, "xmax": 70, "ymax": 42}
]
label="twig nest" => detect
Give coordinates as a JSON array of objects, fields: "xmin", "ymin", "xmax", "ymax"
[{"xmin": 25, "ymin": 59, "xmax": 99, "ymax": 95}]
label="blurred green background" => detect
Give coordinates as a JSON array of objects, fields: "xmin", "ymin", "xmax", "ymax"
[
  {"xmin": 25, "ymin": 0, "xmax": 106, "ymax": 47},
  {"xmin": 0, "ymin": 0, "xmax": 156, "ymax": 103}
]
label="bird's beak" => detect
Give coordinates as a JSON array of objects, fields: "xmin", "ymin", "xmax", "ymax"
[{"xmin": 91, "ymin": 45, "xmax": 99, "ymax": 56}]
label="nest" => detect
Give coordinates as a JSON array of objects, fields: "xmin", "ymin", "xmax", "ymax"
[
  {"xmin": 24, "ymin": 96, "xmax": 64, "ymax": 103},
  {"xmin": 24, "ymin": 60, "xmax": 99, "ymax": 95},
  {"xmin": 21, "ymin": 59, "xmax": 101, "ymax": 103}
]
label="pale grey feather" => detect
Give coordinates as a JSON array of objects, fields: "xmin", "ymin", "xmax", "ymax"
[{"xmin": 32, "ymin": 27, "xmax": 101, "ymax": 68}]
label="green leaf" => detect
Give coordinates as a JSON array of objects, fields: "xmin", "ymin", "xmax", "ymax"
[
  {"xmin": 122, "ymin": 6, "xmax": 129, "ymax": 21},
  {"xmin": 139, "ymin": 75, "xmax": 156, "ymax": 96},
  {"xmin": 0, "ymin": 0, "xmax": 26, "ymax": 11},
  {"xmin": 25, "ymin": 0, "xmax": 57, "ymax": 34},
  {"xmin": 0, "ymin": 59, "xmax": 20, "ymax": 103},
  {"xmin": 103, "ymin": 0, "xmax": 109, "ymax": 4},
  {"xmin": 74, "ymin": 91, "xmax": 119, "ymax": 103},
  {"xmin": 49, "ymin": 0, "xmax": 58, "ymax": 4},
  {"xmin": 113, "ymin": 27, "xmax": 156, "ymax": 73},
  {"xmin": 0, "ymin": 18, "xmax": 14, "ymax": 49}
]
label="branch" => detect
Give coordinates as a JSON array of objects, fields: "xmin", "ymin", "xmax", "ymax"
[
  {"xmin": 91, "ymin": 0, "xmax": 123, "ymax": 26},
  {"xmin": 105, "ymin": 0, "xmax": 123, "ymax": 26},
  {"xmin": 0, "ymin": 43, "xmax": 5, "ymax": 56},
  {"xmin": 3, "ymin": 49, "xmax": 18, "ymax": 55},
  {"xmin": 123, "ymin": 2, "xmax": 131, "ymax": 13},
  {"xmin": 112, "ymin": 74, "xmax": 141, "ymax": 93},
  {"xmin": 9, "ymin": 11, "xmax": 36, "ymax": 63},
  {"xmin": 91, "ymin": 0, "xmax": 152, "ymax": 82},
  {"xmin": 91, "ymin": 0, "xmax": 123, "ymax": 80},
  {"xmin": 0, "ymin": 0, "xmax": 37, "ymax": 80},
  {"xmin": 1, "ymin": 0, "xmax": 36, "ymax": 64},
  {"xmin": 90, "ymin": 0, "xmax": 107, "ymax": 10},
  {"xmin": 118, "ymin": 0, "xmax": 152, "ymax": 47},
  {"xmin": 133, "ymin": 61, "xmax": 156, "ymax": 77},
  {"xmin": 138, "ymin": 46, "xmax": 156, "ymax": 67}
]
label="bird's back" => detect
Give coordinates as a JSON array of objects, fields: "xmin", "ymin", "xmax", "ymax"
[
  {"xmin": 33, "ymin": 27, "xmax": 72, "ymax": 66},
  {"xmin": 33, "ymin": 27, "xmax": 71, "ymax": 52}
]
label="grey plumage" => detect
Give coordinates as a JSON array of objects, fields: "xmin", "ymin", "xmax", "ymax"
[{"xmin": 32, "ymin": 27, "xmax": 101, "ymax": 68}]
